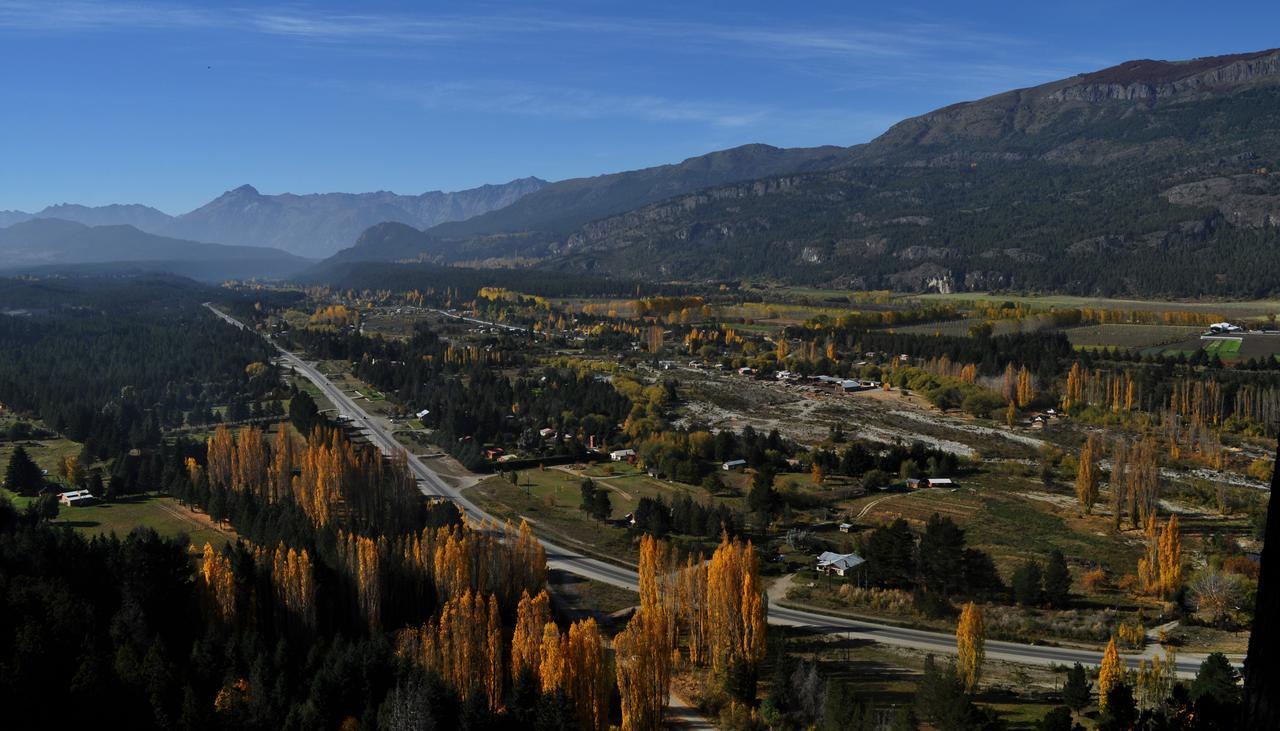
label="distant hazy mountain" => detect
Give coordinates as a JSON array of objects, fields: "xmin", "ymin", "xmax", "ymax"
[
  {"xmin": 3, "ymin": 177, "xmax": 547, "ymax": 259},
  {"xmin": 162, "ymin": 178, "xmax": 546, "ymax": 258},
  {"xmin": 37, "ymin": 203, "xmax": 175, "ymax": 231},
  {"xmin": 0, "ymin": 210, "xmax": 32, "ymax": 228},
  {"xmin": 324, "ymin": 143, "xmax": 857, "ymax": 264},
  {"xmin": 0, "ymin": 218, "xmax": 308, "ymax": 281}
]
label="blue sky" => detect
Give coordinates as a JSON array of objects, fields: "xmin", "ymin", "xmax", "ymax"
[{"xmin": 2, "ymin": 1, "xmax": 1278, "ymax": 213}]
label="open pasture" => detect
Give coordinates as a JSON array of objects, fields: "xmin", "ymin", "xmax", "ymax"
[
  {"xmin": 916, "ymin": 292, "xmax": 1280, "ymax": 318},
  {"xmin": 1065, "ymin": 323, "xmax": 1202, "ymax": 349}
]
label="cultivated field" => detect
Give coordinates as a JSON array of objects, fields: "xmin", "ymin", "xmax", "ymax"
[{"xmin": 1064, "ymin": 323, "xmax": 1202, "ymax": 349}]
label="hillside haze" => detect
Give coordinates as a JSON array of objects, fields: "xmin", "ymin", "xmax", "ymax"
[
  {"xmin": 3, "ymin": 177, "xmax": 547, "ymax": 259},
  {"xmin": 0, "ymin": 218, "xmax": 308, "ymax": 281},
  {"xmin": 325, "ymin": 48, "xmax": 1280, "ymax": 298},
  {"xmin": 324, "ymin": 143, "xmax": 858, "ymax": 264},
  {"xmin": 164, "ymin": 178, "xmax": 546, "ymax": 257}
]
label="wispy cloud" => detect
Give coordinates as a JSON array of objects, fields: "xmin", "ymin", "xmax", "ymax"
[
  {"xmin": 0, "ymin": 2, "xmax": 1026, "ymax": 64},
  {"xmin": 0, "ymin": 1, "xmax": 220, "ymax": 32},
  {"xmin": 357, "ymin": 79, "xmax": 769, "ymax": 128},
  {"xmin": 0, "ymin": 1, "xmax": 1067, "ymax": 134}
]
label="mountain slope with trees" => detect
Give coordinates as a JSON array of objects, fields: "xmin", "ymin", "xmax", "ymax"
[
  {"xmin": 323, "ymin": 143, "xmax": 859, "ymax": 264},
  {"xmin": 326, "ymin": 48, "xmax": 1280, "ymax": 297}
]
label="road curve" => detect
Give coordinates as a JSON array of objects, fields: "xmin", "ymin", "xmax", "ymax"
[{"xmin": 206, "ymin": 304, "xmax": 1217, "ymax": 677}]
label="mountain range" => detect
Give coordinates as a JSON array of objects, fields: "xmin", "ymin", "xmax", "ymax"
[
  {"xmin": 323, "ymin": 47, "xmax": 1280, "ymax": 297},
  {"xmin": 9, "ymin": 47, "xmax": 1280, "ymax": 296},
  {"xmin": 0, "ymin": 218, "xmax": 308, "ymax": 281},
  {"xmin": 3, "ymin": 178, "xmax": 546, "ymax": 259}
]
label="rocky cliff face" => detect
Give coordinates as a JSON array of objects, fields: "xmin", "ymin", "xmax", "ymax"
[
  {"xmin": 859, "ymin": 48, "xmax": 1280, "ymax": 164},
  {"xmin": 1047, "ymin": 49, "xmax": 1280, "ymax": 102}
]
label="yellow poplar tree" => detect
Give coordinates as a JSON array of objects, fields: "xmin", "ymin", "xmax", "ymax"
[
  {"xmin": 511, "ymin": 590, "xmax": 552, "ymax": 681},
  {"xmin": 1098, "ymin": 637, "xmax": 1123, "ymax": 712},
  {"xmin": 539, "ymin": 622, "xmax": 566, "ymax": 694},
  {"xmin": 565, "ymin": 619, "xmax": 610, "ymax": 731},
  {"xmin": 956, "ymin": 601, "xmax": 986, "ymax": 693},
  {"xmin": 1076, "ymin": 434, "xmax": 1100, "ymax": 513},
  {"xmin": 1158, "ymin": 514, "xmax": 1182, "ymax": 598},
  {"xmin": 200, "ymin": 542, "xmax": 236, "ymax": 621}
]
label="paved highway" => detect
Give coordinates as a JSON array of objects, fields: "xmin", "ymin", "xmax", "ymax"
[{"xmin": 206, "ymin": 303, "xmax": 1218, "ymax": 677}]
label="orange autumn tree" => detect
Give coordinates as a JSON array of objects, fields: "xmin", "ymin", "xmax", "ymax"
[
  {"xmin": 1157, "ymin": 514, "xmax": 1183, "ymax": 597},
  {"xmin": 394, "ymin": 590, "xmax": 505, "ymax": 713},
  {"xmin": 200, "ymin": 542, "xmax": 236, "ymax": 622},
  {"xmin": 615, "ymin": 611, "xmax": 670, "ymax": 731},
  {"xmin": 1137, "ymin": 514, "xmax": 1182, "ymax": 598},
  {"xmin": 564, "ymin": 619, "xmax": 610, "ymax": 731},
  {"xmin": 704, "ymin": 534, "xmax": 768, "ymax": 677},
  {"xmin": 619, "ymin": 533, "xmax": 769, "ymax": 730},
  {"xmin": 337, "ymin": 530, "xmax": 385, "ymax": 630},
  {"xmin": 617, "ymin": 535, "xmax": 676, "ymax": 731},
  {"xmin": 258, "ymin": 542, "xmax": 317, "ymax": 628},
  {"xmin": 1098, "ymin": 637, "xmax": 1123, "ymax": 712},
  {"xmin": 271, "ymin": 425, "xmax": 298, "ymax": 502},
  {"xmin": 511, "ymin": 589, "xmax": 552, "ymax": 681},
  {"xmin": 1075, "ymin": 433, "xmax": 1100, "ymax": 514},
  {"xmin": 539, "ymin": 623, "xmax": 567, "ymax": 694},
  {"xmin": 955, "ymin": 601, "xmax": 986, "ymax": 692}
]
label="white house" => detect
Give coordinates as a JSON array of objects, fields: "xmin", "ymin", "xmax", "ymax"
[
  {"xmin": 721, "ymin": 459, "xmax": 748, "ymax": 471},
  {"xmin": 58, "ymin": 489, "xmax": 96, "ymax": 507},
  {"xmin": 610, "ymin": 449, "xmax": 636, "ymax": 461},
  {"xmin": 816, "ymin": 551, "xmax": 866, "ymax": 577}
]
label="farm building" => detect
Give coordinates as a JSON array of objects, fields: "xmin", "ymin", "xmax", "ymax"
[
  {"xmin": 816, "ymin": 551, "xmax": 866, "ymax": 578},
  {"xmin": 907, "ymin": 477, "xmax": 956, "ymax": 489},
  {"xmin": 838, "ymin": 522, "xmax": 854, "ymax": 533},
  {"xmin": 58, "ymin": 489, "xmax": 96, "ymax": 507},
  {"xmin": 721, "ymin": 459, "xmax": 748, "ymax": 471},
  {"xmin": 610, "ymin": 449, "xmax": 636, "ymax": 461}
]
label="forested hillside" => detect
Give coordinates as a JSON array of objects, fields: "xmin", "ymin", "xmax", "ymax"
[
  {"xmin": 547, "ymin": 54, "xmax": 1280, "ymax": 296},
  {"xmin": 322, "ymin": 49, "xmax": 1280, "ymax": 297}
]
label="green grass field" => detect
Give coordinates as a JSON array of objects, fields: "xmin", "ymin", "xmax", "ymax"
[
  {"xmin": 1203, "ymin": 338, "xmax": 1243, "ymax": 360},
  {"xmin": 0, "ymin": 416, "xmax": 83, "ymax": 485},
  {"xmin": 1, "ymin": 488, "xmax": 235, "ymax": 548},
  {"xmin": 467, "ymin": 464, "xmax": 735, "ymax": 565}
]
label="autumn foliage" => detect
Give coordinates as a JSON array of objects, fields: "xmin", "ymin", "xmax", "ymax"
[{"xmin": 956, "ymin": 601, "xmax": 986, "ymax": 693}]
